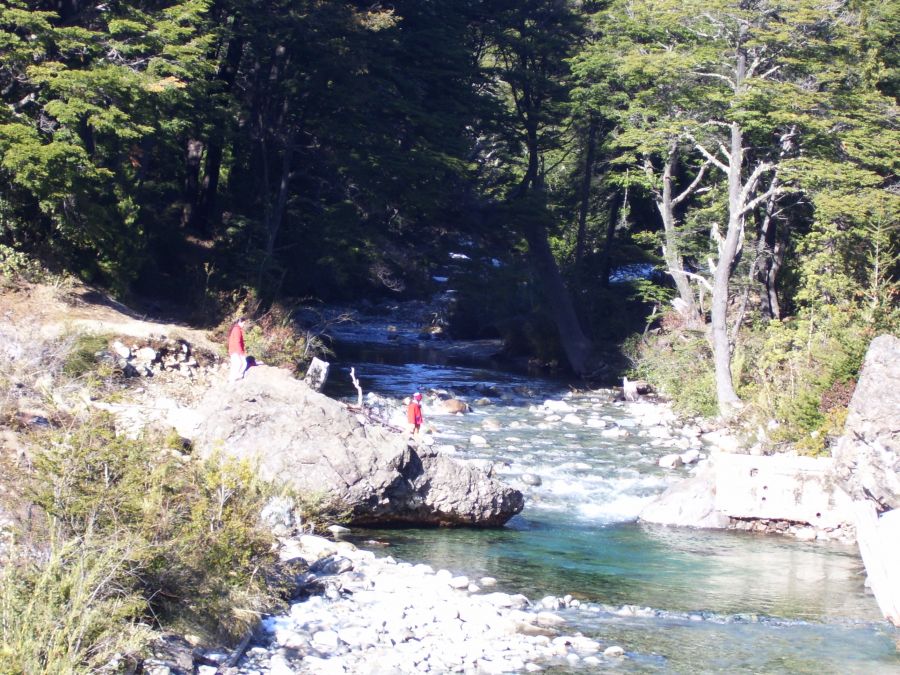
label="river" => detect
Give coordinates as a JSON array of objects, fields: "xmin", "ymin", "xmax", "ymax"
[{"xmin": 318, "ymin": 319, "xmax": 899, "ymax": 674}]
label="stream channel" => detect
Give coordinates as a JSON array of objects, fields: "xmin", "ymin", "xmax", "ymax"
[{"xmin": 316, "ymin": 306, "xmax": 899, "ymax": 674}]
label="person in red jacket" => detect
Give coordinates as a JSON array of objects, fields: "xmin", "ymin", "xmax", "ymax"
[
  {"xmin": 407, "ymin": 391, "xmax": 424, "ymax": 437},
  {"xmin": 227, "ymin": 317, "xmax": 247, "ymax": 382}
]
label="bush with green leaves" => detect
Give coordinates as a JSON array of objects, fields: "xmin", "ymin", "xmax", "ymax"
[
  {"xmin": 28, "ymin": 415, "xmax": 281, "ymax": 645},
  {"xmin": 737, "ymin": 306, "xmax": 874, "ymax": 454},
  {"xmin": 0, "ymin": 530, "xmax": 151, "ymax": 674},
  {"xmin": 626, "ymin": 327, "xmax": 718, "ymax": 417},
  {"xmin": 220, "ymin": 297, "xmax": 330, "ymax": 375}
]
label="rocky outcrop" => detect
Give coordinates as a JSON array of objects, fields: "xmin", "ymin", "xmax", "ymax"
[
  {"xmin": 192, "ymin": 365, "xmax": 524, "ymax": 527},
  {"xmin": 831, "ymin": 335, "xmax": 900, "ymax": 627},
  {"xmin": 831, "ymin": 334, "xmax": 900, "ymax": 511},
  {"xmin": 638, "ymin": 461, "xmax": 731, "ymax": 529},
  {"xmin": 639, "ymin": 453, "xmax": 856, "ymax": 539},
  {"xmin": 853, "ymin": 502, "xmax": 900, "ymax": 627}
]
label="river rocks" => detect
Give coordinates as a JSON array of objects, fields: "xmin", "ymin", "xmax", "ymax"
[
  {"xmin": 440, "ymin": 398, "xmax": 471, "ymax": 414},
  {"xmin": 538, "ymin": 399, "xmax": 576, "ymax": 413},
  {"xmin": 192, "ymin": 365, "xmax": 523, "ymax": 527},
  {"xmin": 621, "ymin": 377, "xmax": 651, "ymax": 402},
  {"xmin": 701, "ymin": 428, "xmax": 743, "ymax": 453},
  {"xmin": 832, "ymin": 334, "xmax": 900, "ymax": 511},
  {"xmin": 681, "ymin": 449, "xmax": 701, "ymax": 464},
  {"xmin": 658, "ymin": 453, "xmax": 683, "ymax": 469},
  {"xmin": 482, "ymin": 417, "xmax": 503, "ymax": 431},
  {"xmin": 239, "ymin": 535, "xmax": 627, "ymax": 674}
]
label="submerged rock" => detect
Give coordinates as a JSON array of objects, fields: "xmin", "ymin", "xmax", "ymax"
[{"xmin": 192, "ymin": 365, "xmax": 523, "ymax": 527}]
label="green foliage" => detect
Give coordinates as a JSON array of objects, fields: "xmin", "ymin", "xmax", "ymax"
[
  {"xmin": 0, "ymin": 530, "xmax": 151, "ymax": 674},
  {"xmin": 628, "ymin": 327, "xmax": 718, "ymax": 417},
  {"xmin": 29, "ymin": 416, "xmax": 280, "ymax": 643},
  {"xmin": 291, "ymin": 490, "xmax": 353, "ymax": 534},
  {"xmin": 219, "ymin": 296, "xmax": 330, "ymax": 375},
  {"xmin": 737, "ymin": 307, "xmax": 873, "ymax": 450},
  {"xmin": 0, "ymin": 0, "xmax": 213, "ymax": 291},
  {"xmin": 0, "ymin": 244, "xmax": 43, "ymax": 283},
  {"xmin": 61, "ymin": 333, "xmax": 110, "ymax": 379}
]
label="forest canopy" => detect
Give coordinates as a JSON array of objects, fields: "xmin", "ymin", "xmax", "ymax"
[{"xmin": 0, "ymin": 0, "xmax": 897, "ymax": 419}]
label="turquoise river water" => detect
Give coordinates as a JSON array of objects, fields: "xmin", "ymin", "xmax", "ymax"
[{"xmin": 321, "ymin": 342, "xmax": 899, "ymax": 674}]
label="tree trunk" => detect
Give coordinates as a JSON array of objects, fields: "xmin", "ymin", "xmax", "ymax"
[
  {"xmin": 194, "ymin": 27, "xmax": 245, "ymax": 236},
  {"xmin": 575, "ymin": 117, "xmax": 597, "ymax": 267},
  {"xmin": 755, "ymin": 179, "xmax": 782, "ymax": 320},
  {"xmin": 181, "ymin": 139, "xmax": 204, "ymax": 229},
  {"xmin": 598, "ymin": 187, "xmax": 624, "ymax": 288},
  {"xmin": 656, "ymin": 149, "xmax": 703, "ymax": 327},
  {"xmin": 764, "ymin": 236, "xmax": 784, "ymax": 319},
  {"xmin": 257, "ymin": 122, "xmax": 296, "ymax": 293},
  {"xmin": 711, "ymin": 118, "xmax": 746, "ymax": 416},
  {"xmin": 522, "ymin": 218, "xmax": 593, "ymax": 375}
]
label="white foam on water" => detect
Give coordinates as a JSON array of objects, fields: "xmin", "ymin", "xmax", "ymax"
[{"xmin": 577, "ymin": 493, "xmax": 657, "ymax": 523}]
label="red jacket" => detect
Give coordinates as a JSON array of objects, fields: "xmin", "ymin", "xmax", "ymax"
[
  {"xmin": 227, "ymin": 323, "xmax": 245, "ymax": 355},
  {"xmin": 407, "ymin": 401, "xmax": 423, "ymax": 425}
]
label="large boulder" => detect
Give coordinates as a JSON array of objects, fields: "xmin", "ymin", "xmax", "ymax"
[
  {"xmin": 638, "ymin": 460, "xmax": 731, "ymax": 529},
  {"xmin": 831, "ymin": 334, "xmax": 900, "ymax": 511},
  {"xmin": 192, "ymin": 366, "xmax": 524, "ymax": 527}
]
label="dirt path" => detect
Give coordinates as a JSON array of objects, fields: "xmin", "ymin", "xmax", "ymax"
[{"xmin": 0, "ymin": 282, "xmax": 221, "ymax": 353}]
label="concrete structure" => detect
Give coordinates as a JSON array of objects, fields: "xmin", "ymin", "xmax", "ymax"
[{"xmin": 713, "ymin": 453, "xmax": 854, "ymax": 529}]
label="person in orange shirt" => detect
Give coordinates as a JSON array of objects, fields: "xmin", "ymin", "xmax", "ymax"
[
  {"xmin": 407, "ymin": 391, "xmax": 424, "ymax": 437},
  {"xmin": 227, "ymin": 316, "xmax": 247, "ymax": 382}
]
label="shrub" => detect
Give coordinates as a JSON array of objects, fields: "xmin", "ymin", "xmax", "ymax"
[
  {"xmin": 627, "ymin": 326, "xmax": 718, "ymax": 417},
  {"xmin": 292, "ymin": 490, "xmax": 353, "ymax": 534},
  {"xmin": 0, "ymin": 530, "xmax": 150, "ymax": 674},
  {"xmin": 743, "ymin": 307, "xmax": 869, "ymax": 447},
  {"xmin": 0, "ymin": 245, "xmax": 45, "ymax": 285},
  {"xmin": 62, "ymin": 333, "xmax": 112, "ymax": 379},
  {"xmin": 219, "ymin": 298, "xmax": 330, "ymax": 375},
  {"xmin": 29, "ymin": 416, "xmax": 281, "ymax": 644}
]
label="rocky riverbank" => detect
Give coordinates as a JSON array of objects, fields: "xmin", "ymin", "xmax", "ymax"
[{"xmin": 231, "ymin": 534, "xmax": 627, "ymax": 674}]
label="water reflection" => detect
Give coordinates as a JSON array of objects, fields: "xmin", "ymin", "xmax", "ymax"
[{"xmin": 349, "ymin": 522, "xmax": 878, "ymax": 623}]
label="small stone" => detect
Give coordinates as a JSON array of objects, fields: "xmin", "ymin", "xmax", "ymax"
[
  {"xmin": 680, "ymin": 449, "xmax": 701, "ymax": 464},
  {"xmin": 312, "ymin": 629, "xmax": 340, "ymax": 650},
  {"xmin": 540, "ymin": 596, "xmax": 560, "ymax": 610},
  {"xmin": 658, "ymin": 453, "xmax": 683, "ymax": 469},
  {"xmin": 535, "ymin": 611, "xmax": 566, "ymax": 627},
  {"xmin": 112, "ymin": 340, "xmax": 131, "ymax": 358},
  {"xmin": 604, "ymin": 645, "xmax": 625, "ymax": 657}
]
